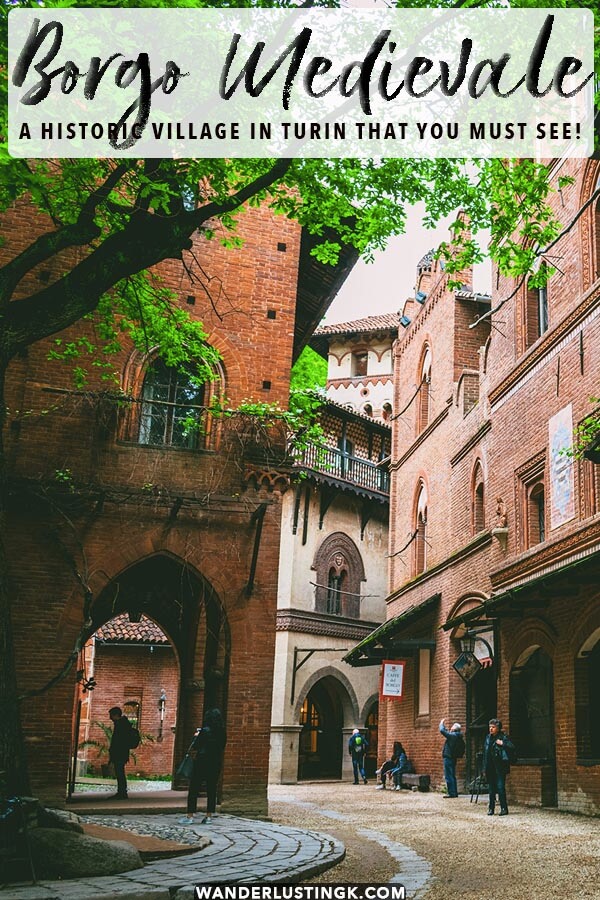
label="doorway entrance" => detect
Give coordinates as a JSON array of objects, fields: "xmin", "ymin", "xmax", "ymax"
[
  {"xmin": 298, "ymin": 676, "xmax": 349, "ymax": 780},
  {"xmin": 69, "ymin": 552, "xmax": 230, "ymax": 796},
  {"xmin": 72, "ymin": 614, "xmax": 178, "ymax": 795},
  {"xmin": 510, "ymin": 646, "xmax": 557, "ymax": 806}
]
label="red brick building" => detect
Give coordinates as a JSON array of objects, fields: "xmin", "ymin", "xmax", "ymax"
[
  {"xmin": 3, "ymin": 201, "xmax": 356, "ymax": 816},
  {"xmin": 346, "ymin": 163, "xmax": 600, "ymax": 815},
  {"xmin": 77, "ymin": 615, "xmax": 178, "ymax": 783}
]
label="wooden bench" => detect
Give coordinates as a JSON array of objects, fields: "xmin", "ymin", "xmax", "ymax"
[{"xmin": 399, "ymin": 773, "xmax": 430, "ymax": 792}]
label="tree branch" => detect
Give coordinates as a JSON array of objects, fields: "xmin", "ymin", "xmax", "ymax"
[
  {"xmin": 0, "ymin": 163, "xmax": 129, "ymax": 308},
  {"xmin": 470, "ymin": 186, "xmax": 600, "ymax": 329},
  {"xmin": 2, "ymin": 159, "xmax": 294, "ymax": 357}
]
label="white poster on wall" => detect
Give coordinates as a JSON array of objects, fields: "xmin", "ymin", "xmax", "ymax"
[
  {"xmin": 549, "ymin": 404, "xmax": 576, "ymax": 530},
  {"xmin": 381, "ymin": 660, "xmax": 406, "ymax": 700}
]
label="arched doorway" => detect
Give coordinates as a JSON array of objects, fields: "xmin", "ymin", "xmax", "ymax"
[
  {"xmin": 71, "ymin": 614, "xmax": 178, "ymax": 795},
  {"xmin": 510, "ymin": 646, "xmax": 557, "ymax": 806},
  {"xmin": 298, "ymin": 676, "xmax": 349, "ymax": 780},
  {"xmin": 70, "ymin": 553, "xmax": 230, "ymax": 792},
  {"xmin": 467, "ymin": 665, "xmax": 496, "ymax": 782}
]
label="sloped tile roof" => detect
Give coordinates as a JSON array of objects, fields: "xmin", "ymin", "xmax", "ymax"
[
  {"xmin": 314, "ymin": 313, "xmax": 399, "ymax": 337},
  {"xmin": 96, "ymin": 614, "xmax": 170, "ymax": 644},
  {"xmin": 323, "ymin": 397, "xmax": 391, "ymax": 430}
]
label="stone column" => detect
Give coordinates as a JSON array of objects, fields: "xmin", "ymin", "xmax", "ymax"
[{"xmin": 269, "ymin": 725, "xmax": 303, "ymax": 784}]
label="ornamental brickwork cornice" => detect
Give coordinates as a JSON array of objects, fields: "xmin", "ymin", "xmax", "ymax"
[
  {"xmin": 276, "ymin": 608, "xmax": 381, "ymax": 640},
  {"xmin": 394, "ymin": 276, "xmax": 449, "ymax": 359},
  {"xmin": 489, "ymin": 518, "xmax": 600, "ymax": 591},
  {"xmin": 243, "ymin": 465, "xmax": 291, "ymax": 493}
]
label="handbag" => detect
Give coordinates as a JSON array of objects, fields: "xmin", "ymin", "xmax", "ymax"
[{"xmin": 176, "ymin": 753, "xmax": 194, "ymax": 780}]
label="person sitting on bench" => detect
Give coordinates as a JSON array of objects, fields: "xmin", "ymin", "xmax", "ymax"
[{"xmin": 376, "ymin": 741, "xmax": 409, "ymax": 790}]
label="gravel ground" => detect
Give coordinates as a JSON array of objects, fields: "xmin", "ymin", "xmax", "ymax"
[
  {"xmin": 78, "ymin": 815, "xmax": 203, "ymax": 845},
  {"xmin": 269, "ymin": 783, "xmax": 600, "ymax": 899}
]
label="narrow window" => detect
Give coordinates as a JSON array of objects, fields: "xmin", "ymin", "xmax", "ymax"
[
  {"xmin": 418, "ymin": 648, "xmax": 431, "ymax": 716},
  {"xmin": 528, "ymin": 482, "xmax": 546, "ymax": 546},
  {"xmin": 472, "ymin": 462, "xmax": 485, "ymax": 534},
  {"xmin": 525, "ymin": 270, "xmax": 550, "ymax": 347},
  {"xmin": 417, "ymin": 347, "xmax": 432, "ymax": 434},
  {"xmin": 414, "ymin": 483, "xmax": 428, "ymax": 575},
  {"xmin": 352, "ymin": 351, "xmax": 368, "ymax": 377},
  {"xmin": 326, "ymin": 569, "xmax": 344, "ymax": 616}
]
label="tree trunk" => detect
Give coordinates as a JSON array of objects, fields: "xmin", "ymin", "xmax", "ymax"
[{"xmin": 0, "ymin": 362, "xmax": 30, "ymax": 796}]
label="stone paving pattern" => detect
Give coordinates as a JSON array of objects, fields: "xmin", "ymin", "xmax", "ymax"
[{"xmin": 3, "ymin": 815, "xmax": 344, "ymax": 900}]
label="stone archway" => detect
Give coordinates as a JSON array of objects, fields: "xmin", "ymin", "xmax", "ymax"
[
  {"xmin": 75, "ymin": 552, "xmax": 230, "ymax": 789},
  {"xmin": 296, "ymin": 672, "xmax": 358, "ymax": 781}
]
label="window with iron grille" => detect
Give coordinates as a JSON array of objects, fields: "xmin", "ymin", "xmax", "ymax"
[{"xmin": 139, "ymin": 359, "xmax": 206, "ymax": 449}]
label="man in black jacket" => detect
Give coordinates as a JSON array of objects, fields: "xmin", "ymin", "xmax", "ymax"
[
  {"xmin": 439, "ymin": 718, "xmax": 464, "ymax": 798},
  {"xmin": 483, "ymin": 718, "xmax": 516, "ymax": 816},
  {"xmin": 108, "ymin": 706, "xmax": 133, "ymax": 800}
]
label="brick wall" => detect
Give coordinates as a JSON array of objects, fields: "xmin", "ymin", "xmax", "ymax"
[
  {"xmin": 3, "ymin": 201, "xmax": 302, "ymax": 816},
  {"xmin": 382, "ymin": 158, "xmax": 600, "ymax": 814},
  {"xmin": 82, "ymin": 642, "xmax": 179, "ymax": 778}
]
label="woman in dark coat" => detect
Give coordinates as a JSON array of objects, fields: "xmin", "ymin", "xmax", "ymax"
[
  {"xmin": 179, "ymin": 708, "xmax": 227, "ymax": 825},
  {"xmin": 376, "ymin": 741, "xmax": 408, "ymax": 790}
]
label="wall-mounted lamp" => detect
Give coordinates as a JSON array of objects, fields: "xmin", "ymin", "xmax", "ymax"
[
  {"xmin": 459, "ymin": 631, "xmax": 476, "ymax": 654},
  {"xmin": 157, "ymin": 689, "xmax": 167, "ymax": 742},
  {"xmin": 399, "ymin": 315, "xmax": 411, "ymax": 328},
  {"xmin": 415, "ymin": 291, "xmax": 427, "ymax": 304}
]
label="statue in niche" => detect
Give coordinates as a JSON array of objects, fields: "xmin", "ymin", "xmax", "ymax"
[{"xmin": 495, "ymin": 497, "xmax": 507, "ymax": 529}]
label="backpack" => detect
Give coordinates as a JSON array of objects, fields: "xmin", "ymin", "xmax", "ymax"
[
  {"xmin": 506, "ymin": 741, "xmax": 518, "ymax": 765},
  {"xmin": 353, "ymin": 735, "xmax": 363, "ymax": 751},
  {"xmin": 453, "ymin": 735, "xmax": 466, "ymax": 759},
  {"xmin": 128, "ymin": 727, "xmax": 141, "ymax": 750}
]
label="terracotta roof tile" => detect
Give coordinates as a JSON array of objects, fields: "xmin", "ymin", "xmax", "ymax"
[
  {"xmin": 96, "ymin": 614, "xmax": 169, "ymax": 644},
  {"xmin": 315, "ymin": 313, "xmax": 399, "ymax": 337}
]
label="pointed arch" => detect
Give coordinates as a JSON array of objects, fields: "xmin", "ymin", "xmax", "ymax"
[
  {"xmin": 413, "ymin": 480, "xmax": 428, "ymax": 576},
  {"xmin": 312, "ymin": 532, "xmax": 366, "ymax": 619},
  {"xmin": 471, "ymin": 458, "xmax": 486, "ymax": 534},
  {"xmin": 417, "ymin": 344, "xmax": 432, "ymax": 434}
]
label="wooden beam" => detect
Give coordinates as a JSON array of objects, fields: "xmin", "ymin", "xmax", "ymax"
[{"xmin": 246, "ymin": 503, "xmax": 267, "ymax": 596}]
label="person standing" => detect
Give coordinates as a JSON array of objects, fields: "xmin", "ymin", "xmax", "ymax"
[
  {"xmin": 483, "ymin": 718, "xmax": 516, "ymax": 816},
  {"xmin": 108, "ymin": 706, "xmax": 132, "ymax": 800},
  {"xmin": 439, "ymin": 719, "xmax": 465, "ymax": 798},
  {"xmin": 179, "ymin": 708, "xmax": 227, "ymax": 825},
  {"xmin": 348, "ymin": 728, "xmax": 368, "ymax": 785}
]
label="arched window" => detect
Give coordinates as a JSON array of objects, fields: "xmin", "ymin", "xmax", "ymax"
[
  {"xmin": 414, "ymin": 482, "xmax": 428, "ymax": 576},
  {"xmin": 313, "ymin": 533, "xmax": 365, "ymax": 619},
  {"xmin": 417, "ymin": 346, "xmax": 432, "ymax": 434},
  {"xmin": 382, "ymin": 402, "xmax": 393, "ymax": 422},
  {"xmin": 137, "ymin": 358, "xmax": 217, "ymax": 450},
  {"xmin": 575, "ymin": 629, "xmax": 600, "ymax": 760},
  {"xmin": 362, "ymin": 403, "xmax": 373, "ymax": 418},
  {"xmin": 472, "ymin": 461, "xmax": 485, "ymax": 534}
]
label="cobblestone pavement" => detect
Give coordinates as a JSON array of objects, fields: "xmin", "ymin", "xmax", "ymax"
[{"xmin": 3, "ymin": 813, "xmax": 344, "ymax": 900}]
